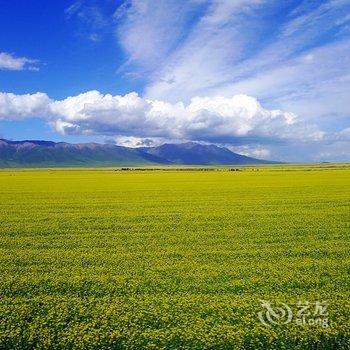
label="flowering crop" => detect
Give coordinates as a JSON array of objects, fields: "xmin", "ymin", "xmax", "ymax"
[{"xmin": 0, "ymin": 166, "xmax": 349, "ymax": 349}]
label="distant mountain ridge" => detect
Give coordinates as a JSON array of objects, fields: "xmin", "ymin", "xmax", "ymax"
[
  {"xmin": 139, "ymin": 143, "xmax": 274, "ymax": 165},
  {"xmin": 0, "ymin": 139, "xmax": 277, "ymax": 167}
]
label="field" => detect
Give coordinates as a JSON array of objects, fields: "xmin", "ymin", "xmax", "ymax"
[{"xmin": 0, "ymin": 165, "xmax": 349, "ymax": 349}]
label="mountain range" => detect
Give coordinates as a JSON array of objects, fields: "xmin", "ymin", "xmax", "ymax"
[{"xmin": 0, "ymin": 139, "xmax": 276, "ymax": 167}]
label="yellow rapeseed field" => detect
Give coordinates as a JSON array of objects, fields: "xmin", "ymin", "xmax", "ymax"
[{"xmin": 0, "ymin": 165, "xmax": 349, "ymax": 349}]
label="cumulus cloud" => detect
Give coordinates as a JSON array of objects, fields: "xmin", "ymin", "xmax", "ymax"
[
  {"xmin": 0, "ymin": 52, "xmax": 39, "ymax": 71},
  {"xmin": 50, "ymin": 91, "xmax": 311, "ymax": 143},
  {"xmin": 0, "ymin": 92, "xmax": 51, "ymax": 119},
  {"xmin": 2, "ymin": 89, "xmax": 350, "ymax": 161},
  {"xmin": 0, "ymin": 90, "xmax": 325, "ymax": 145}
]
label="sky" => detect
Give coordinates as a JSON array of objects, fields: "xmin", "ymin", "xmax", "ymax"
[{"xmin": 0, "ymin": 0, "xmax": 350, "ymax": 162}]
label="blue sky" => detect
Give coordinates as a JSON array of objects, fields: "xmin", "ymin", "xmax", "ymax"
[{"xmin": 0, "ymin": 0, "xmax": 350, "ymax": 162}]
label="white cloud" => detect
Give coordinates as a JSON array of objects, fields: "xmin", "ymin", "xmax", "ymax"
[
  {"xmin": 229, "ymin": 145, "xmax": 271, "ymax": 159},
  {"xmin": 64, "ymin": 0, "xmax": 111, "ymax": 42},
  {"xmin": 114, "ymin": 0, "xmax": 350, "ymax": 157},
  {"xmin": 0, "ymin": 92, "xmax": 50, "ymax": 119},
  {"xmin": 0, "ymin": 52, "xmax": 39, "ymax": 71},
  {"xmin": 50, "ymin": 91, "xmax": 313, "ymax": 142},
  {"xmin": 113, "ymin": 136, "xmax": 165, "ymax": 147},
  {"xmin": 0, "ymin": 89, "xmax": 324, "ymax": 142},
  {"xmin": 141, "ymin": 0, "xmax": 350, "ymax": 106},
  {"xmin": 1, "ymin": 89, "xmax": 349, "ymax": 161},
  {"xmin": 212, "ymin": 39, "xmax": 350, "ymax": 124},
  {"xmin": 143, "ymin": 0, "xmax": 266, "ymax": 102},
  {"xmin": 115, "ymin": 0, "xmax": 204, "ymax": 75}
]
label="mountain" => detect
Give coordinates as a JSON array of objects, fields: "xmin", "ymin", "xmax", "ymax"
[
  {"xmin": 0, "ymin": 139, "xmax": 168, "ymax": 167},
  {"xmin": 0, "ymin": 139, "xmax": 276, "ymax": 167},
  {"xmin": 140, "ymin": 142, "xmax": 272, "ymax": 165}
]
